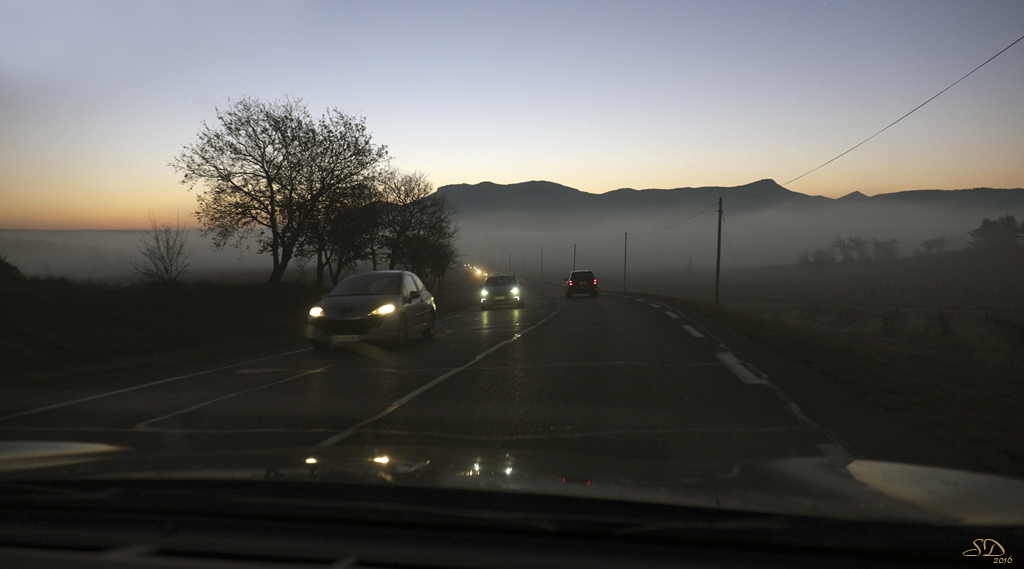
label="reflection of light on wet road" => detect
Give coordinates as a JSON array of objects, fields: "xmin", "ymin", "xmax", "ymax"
[
  {"xmin": 338, "ymin": 342, "xmax": 412, "ymax": 369},
  {"xmin": 316, "ymin": 298, "xmax": 563, "ymax": 447}
]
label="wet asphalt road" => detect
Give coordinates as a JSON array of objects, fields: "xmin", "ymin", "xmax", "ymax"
[{"xmin": 0, "ymin": 279, "xmax": 973, "ymax": 470}]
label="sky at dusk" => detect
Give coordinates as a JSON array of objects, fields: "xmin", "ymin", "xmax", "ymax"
[{"xmin": 2, "ymin": 0, "xmax": 1023, "ymax": 230}]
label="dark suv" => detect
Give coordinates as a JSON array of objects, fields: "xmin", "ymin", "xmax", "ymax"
[{"xmin": 564, "ymin": 270, "xmax": 598, "ymax": 298}]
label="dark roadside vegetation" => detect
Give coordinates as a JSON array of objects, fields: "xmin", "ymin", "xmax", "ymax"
[
  {"xmin": 623, "ymin": 246, "xmax": 1024, "ymax": 479},
  {"xmin": 0, "ymin": 258, "xmax": 480, "ymax": 380}
]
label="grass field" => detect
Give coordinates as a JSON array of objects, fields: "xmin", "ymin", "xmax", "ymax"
[{"xmin": 627, "ymin": 247, "xmax": 1024, "ymax": 313}]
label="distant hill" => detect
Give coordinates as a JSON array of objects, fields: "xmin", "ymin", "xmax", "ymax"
[
  {"xmin": 437, "ymin": 179, "xmax": 825, "ymax": 216},
  {"xmin": 435, "ymin": 180, "xmax": 1024, "ymax": 271},
  {"xmin": 437, "ymin": 180, "xmax": 1024, "ymax": 215}
]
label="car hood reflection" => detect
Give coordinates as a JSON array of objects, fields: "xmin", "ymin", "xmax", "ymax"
[{"xmin": 1, "ymin": 443, "xmax": 1021, "ymax": 526}]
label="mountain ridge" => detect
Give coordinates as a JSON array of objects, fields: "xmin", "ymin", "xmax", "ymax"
[{"xmin": 436, "ymin": 179, "xmax": 1024, "ymax": 216}]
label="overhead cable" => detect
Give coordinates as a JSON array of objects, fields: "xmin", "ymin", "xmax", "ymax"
[{"xmin": 728, "ymin": 32, "xmax": 1024, "ymax": 204}]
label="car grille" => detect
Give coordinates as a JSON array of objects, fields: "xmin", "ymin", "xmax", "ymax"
[{"xmin": 311, "ymin": 317, "xmax": 383, "ymax": 335}]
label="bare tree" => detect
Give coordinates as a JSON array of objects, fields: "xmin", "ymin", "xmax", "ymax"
[
  {"xmin": 131, "ymin": 214, "xmax": 191, "ymax": 284},
  {"xmin": 293, "ymin": 110, "xmax": 389, "ymax": 287},
  {"xmin": 869, "ymin": 237, "xmax": 900, "ymax": 260},
  {"xmin": 831, "ymin": 235, "xmax": 869, "ymax": 262},
  {"xmin": 398, "ymin": 195, "xmax": 460, "ymax": 291},
  {"xmin": 913, "ymin": 236, "xmax": 948, "ymax": 256},
  {"xmin": 798, "ymin": 247, "xmax": 835, "ymax": 270},
  {"xmin": 171, "ymin": 97, "xmax": 387, "ymax": 284},
  {"xmin": 377, "ymin": 169, "xmax": 435, "ymax": 270},
  {"xmin": 374, "ymin": 169, "xmax": 460, "ymax": 289}
]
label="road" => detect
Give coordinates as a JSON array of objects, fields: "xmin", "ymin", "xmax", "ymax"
[{"xmin": 0, "ymin": 279, "xmax": 973, "ymax": 471}]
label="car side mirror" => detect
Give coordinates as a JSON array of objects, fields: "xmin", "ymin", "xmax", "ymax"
[
  {"xmin": 409, "ymin": 290, "xmax": 420, "ymax": 300},
  {"xmin": 563, "ymin": 278, "xmax": 567, "ymax": 282}
]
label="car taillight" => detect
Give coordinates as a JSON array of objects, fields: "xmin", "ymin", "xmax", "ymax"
[
  {"xmin": 593, "ymin": 279, "xmax": 597, "ymax": 285},
  {"xmin": 568, "ymin": 280, "xmax": 573, "ymax": 286}
]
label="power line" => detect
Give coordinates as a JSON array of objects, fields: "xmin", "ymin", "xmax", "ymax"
[
  {"xmin": 629, "ymin": 201, "xmax": 719, "ymax": 236},
  {"xmin": 728, "ymin": 32, "xmax": 1024, "ymax": 204},
  {"xmin": 554, "ymin": 200, "xmax": 719, "ymax": 256}
]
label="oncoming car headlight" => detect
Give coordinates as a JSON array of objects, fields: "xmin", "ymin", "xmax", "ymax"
[
  {"xmin": 511, "ymin": 287, "xmax": 519, "ymax": 295},
  {"xmin": 481, "ymin": 289, "xmax": 488, "ymax": 297},
  {"xmin": 371, "ymin": 303, "xmax": 396, "ymax": 315},
  {"xmin": 309, "ymin": 307, "xmax": 324, "ymax": 318}
]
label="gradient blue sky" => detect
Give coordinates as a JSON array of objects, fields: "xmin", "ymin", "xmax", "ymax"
[{"xmin": 2, "ymin": 0, "xmax": 1023, "ymax": 229}]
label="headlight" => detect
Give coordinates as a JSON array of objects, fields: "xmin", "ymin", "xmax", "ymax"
[
  {"xmin": 511, "ymin": 287, "xmax": 519, "ymax": 295},
  {"xmin": 371, "ymin": 303, "xmax": 396, "ymax": 315},
  {"xmin": 481, "ymin": 289, "xmax": 488, "ymax": 297},
  {"xmin": 309, "ymin": 307, "xmax": 324, "ymax": 318}
]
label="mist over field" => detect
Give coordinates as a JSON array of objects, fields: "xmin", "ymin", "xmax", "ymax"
[
  {"xmin": 0, "ymin": 229, "xmax": 272, "ymax": 283},
  {"xmin": 441, "ymin": 181, "xmax": 1024, "ymax": 282},
  {"xmin": 3, "ymin": 180, "xmax": 1022, "ymax": 288}
]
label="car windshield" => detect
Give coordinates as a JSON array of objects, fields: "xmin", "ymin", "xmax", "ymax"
[
  {"xmin": 2, "ymin": 1, "xmax": 1023, "ymax": 562},
  {"xmin": 329, "ymin": 273, "xmax": 401, "ymax": 296},
  {"xmin": 484, "ymin": 276, "xmax": 516, "ymax": 286}
]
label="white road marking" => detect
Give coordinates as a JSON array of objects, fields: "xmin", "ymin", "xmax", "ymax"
[
  {"xmin": 134, "ymin": 367, "xmax": 330, "ymax": 430},
  {"xmin": 474, "ymin": 361, "xmax": 718, "ymax": 369},
  {"xmin": 648, "ymin": 302, "xmax": 660, "ymax": 308},
  {"xmin": 715, "ymin": 351, "xmax": 764, "ymax": 384},
  {"xmin": 0, "ymin": 425, "xmax": 812, "ymax": 436},
  {"xmin": 683, "ymin": 325, "xmax": 705, "ymax": 338},
  {"xmin": 665, "ymin": 311, "xmax": 679, "ymax": 319},
  {"xmin": 316, "ymin": 303, "xmax": 563, "ymax": 447},
  {"xmin": 0, "ymin": 348, "xmax": 312, "ymax": 422},
  {"xmin": 632, "ymin": 295, "xmax": 855, "ymax": 458}
]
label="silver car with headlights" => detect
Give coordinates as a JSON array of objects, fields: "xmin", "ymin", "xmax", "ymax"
[
  {"xmin": 306, "ymin": 271, "xmax": 436, "ymax": 350},
  {"xmin": 480, "ymin": 274, "xmax": 524, "ymax": 310}
]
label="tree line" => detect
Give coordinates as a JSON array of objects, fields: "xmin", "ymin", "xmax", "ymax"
[
  {"xmin": 170, "ymin": 97, "xmax": 458, "ymax": 290},
  {"xmin": 797, "ymin": 215, "xmax": 1023, "ymax": 269}
]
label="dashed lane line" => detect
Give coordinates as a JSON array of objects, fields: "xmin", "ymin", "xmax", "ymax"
[
  {"xmin": 617, "ymin": 294, "xmax": 857, "ymax": 459},
  {"xmin": 683, "ymin": 325, "xmax": 705, "ymax": 338},
  {"xmin": 0, "ymin": 348, "xmax": 312, "ymax": 422},
  {"xmin": 135, "ymin": 367, "xmax": 330, "ymax": 430},
  {"xmin": 715, "ymin": 351, "xmax": 764, "ymax": 385}
]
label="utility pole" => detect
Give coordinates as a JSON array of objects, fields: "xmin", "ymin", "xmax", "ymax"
[
  {"xmin": 573, "ymin": 244, "xmax": 576, "ymax": 271},
  {"xmin": 715, "ymin": 197, "xmax": 723, "ymax": 305},
  {"xmin": 623, "ymin": 231, "xmax": 628, "ymax": 292}
]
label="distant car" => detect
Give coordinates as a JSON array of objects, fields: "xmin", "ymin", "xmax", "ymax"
[
  {"xmin": 480, "ymin": 274, "xmax": 524, "ymax": 310},
  {"xmin": 564, "ymin": 270, "xmax": 598, "ymax": 297},
  {"xmin": 305, "ymin": 270, "xmax": 436, "ymax": 350}
]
